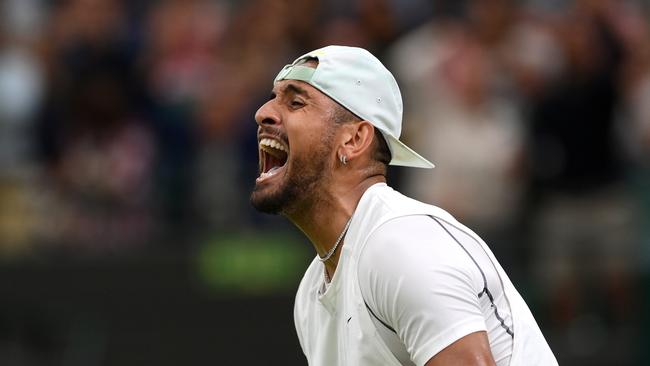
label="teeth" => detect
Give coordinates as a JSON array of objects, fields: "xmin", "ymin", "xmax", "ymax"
[{"xmin": 259, "ymin": 138, "xmax": 287, "ymax": 152}]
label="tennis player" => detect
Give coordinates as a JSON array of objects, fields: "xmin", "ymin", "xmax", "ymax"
[{"xmin": 250, "ymin": 45, "xmax": 557, "ymax": 366}]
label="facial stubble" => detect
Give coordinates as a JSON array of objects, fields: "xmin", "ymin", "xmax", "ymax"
[{"xmin": 250, "ymin": 129, "xmax": 336, "ymax": 215}]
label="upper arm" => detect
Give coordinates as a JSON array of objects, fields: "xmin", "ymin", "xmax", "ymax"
[
  {"xmin": 358, "ymin": 215, "xmax": 492, "ymax": 366},
  {"xmin": 424, "ymin": 331, "xmax": 496, "ymax": 366}
]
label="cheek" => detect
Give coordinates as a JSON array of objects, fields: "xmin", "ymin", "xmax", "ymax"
[{"xmin": 288, "ymin": 125, "xmax": 326, "ymax": 156}]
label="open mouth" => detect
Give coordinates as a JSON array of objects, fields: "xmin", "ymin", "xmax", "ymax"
[{"xmin": 257, "ymin": 137, "xmax": 289, "ymax": 182}]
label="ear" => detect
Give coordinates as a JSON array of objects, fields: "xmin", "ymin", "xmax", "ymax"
[{"xmin": 338, "ymin": 121, "xmax": 375, "ymax": 164}]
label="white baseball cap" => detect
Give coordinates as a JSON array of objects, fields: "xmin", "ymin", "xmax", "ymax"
[{"xmin": 274, "ymin": 45, "xmax": 434, "ymax": 169}]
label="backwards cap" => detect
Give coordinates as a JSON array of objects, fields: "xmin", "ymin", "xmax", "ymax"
[{"xmin": 274, "ymin": 45, "xmax": 434, "ymax": 169}]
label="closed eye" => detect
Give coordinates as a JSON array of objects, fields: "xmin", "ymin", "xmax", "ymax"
[{"xmin": 290, "ymin": 99, "xmax": 305, "ymax": 108}]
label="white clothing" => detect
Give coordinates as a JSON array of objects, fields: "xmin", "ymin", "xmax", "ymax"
[{"xmin": 294, "ymin": 183, "xmax": 557, "ymax": 366}]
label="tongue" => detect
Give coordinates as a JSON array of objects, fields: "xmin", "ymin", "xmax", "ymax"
[
  {"xmin": 268, "ymin": 166, "xmax": 282, "ymax": 174},
  {"xmin": 265, "ymin": 152, "xmax": 285, "ymax": 174}
]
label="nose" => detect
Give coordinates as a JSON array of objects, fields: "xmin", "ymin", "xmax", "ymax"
[{"xmin": 254, "ymin": 100, "xmax": 280, "ymax": 127}]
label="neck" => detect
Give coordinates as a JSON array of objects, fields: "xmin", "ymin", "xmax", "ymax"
[{"xmin": 285, "ymin": 175, "xmax": 385, "ymax": 278}]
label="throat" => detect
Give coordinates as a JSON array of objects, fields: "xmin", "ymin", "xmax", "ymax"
[{"xmin": 323, "ymin": 258, "xmax": 340, "ymax": 287}]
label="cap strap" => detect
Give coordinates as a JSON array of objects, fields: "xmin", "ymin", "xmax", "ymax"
[{"xmin": 275, "ymin": 65, "xmax": 315, "ymax": 83}]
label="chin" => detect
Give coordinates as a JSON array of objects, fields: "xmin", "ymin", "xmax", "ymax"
[
  {"xmin": 250, "ymin": 187, "xmax": 283, "ymax": 214},
  {"xmin": 250, "ymin": 176, "xmax": 297, "ymax": 214}
]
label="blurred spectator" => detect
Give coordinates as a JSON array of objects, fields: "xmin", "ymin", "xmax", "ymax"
[
  {"xmin": 192, "ymin": 0, "xmax": 299, "ymax": 230},
  {"xmin": 388, "ymin": 1, "xmax": 528, "ymax": 270},
  {"xmin": 0, "ymin": 0, "xmax": 46, "ymax": 255},
  {"xmin": 390, "ymin": 2, "xmax": 647, "ymax": 363},
  {"xmin": 526, "ymin": 2, "xmax": 642, "ymax": 364},
  {"xmin": 615, "ymin": 0, "xmax": 650, "ymax": 273},
  {"xmin": 141, "ymin": 0, "xmax": 229, "ymax": 237},
  {"xmin": 318, "ymin": 0, "xmax": 399, "ymax": 55},
  {"xmin": 32, "ymin": 0, "xmax": 157, "ymax": 252}
]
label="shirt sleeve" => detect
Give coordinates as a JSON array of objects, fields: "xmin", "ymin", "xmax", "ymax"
[{"xmin": 357, "ymin": 215, "xmax": 488, "ymax": 366}]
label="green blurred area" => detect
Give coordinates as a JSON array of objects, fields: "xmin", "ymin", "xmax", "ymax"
[{"xmin": 196, "ymin": 232, "xmax": 311, "ymax": 295}]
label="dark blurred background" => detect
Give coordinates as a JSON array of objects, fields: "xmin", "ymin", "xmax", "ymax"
[{"xmin": 0, "ymin": 0, "xmax": 648, "ymax": 365}]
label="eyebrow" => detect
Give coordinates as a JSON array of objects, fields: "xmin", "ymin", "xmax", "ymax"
[
  {"xmin": 283, "ymin": 83, "xmax": 309, "ymax": 97},
  {"xmin": 270, "ymin": 82, "xmax": 311, "ymax": 100}
]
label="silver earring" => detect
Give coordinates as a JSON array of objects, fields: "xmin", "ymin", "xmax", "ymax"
[{"xmin": 340, "ymin": 154, "xmax": 347, "ymax": 165}]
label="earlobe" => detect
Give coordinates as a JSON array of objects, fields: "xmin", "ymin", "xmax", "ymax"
[{"xmin": 338, "ymin": 121, "xmax": 374, "ymax": 165}]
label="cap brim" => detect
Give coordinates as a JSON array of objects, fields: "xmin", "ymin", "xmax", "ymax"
[{"xmin": 382, "ymin": 132, "xmax": 435, "ymax": 169}]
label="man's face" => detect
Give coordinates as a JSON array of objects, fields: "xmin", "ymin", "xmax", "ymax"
[{"xmin": 250, "ymin": 79, "xmax": 339, "ymax": 215}]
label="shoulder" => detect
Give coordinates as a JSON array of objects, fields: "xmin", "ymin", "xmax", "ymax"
[
  {"xmin": 355, "ymin": 184, "xmax": 487, "ymax": 298},
  {"xmin": 355, "ymin": 184, "xmax": 454, "ymax": 227},
  {"xmin": 355, "ymin": 185, "xmax": 476, "ymax": 274},
  {"xmin": 358, "ymin": 215, "xmax": 483, "ymax": 285},
  {"xmin": 356, "ymin": 215, "xmax": 490, "ymax": 365}
]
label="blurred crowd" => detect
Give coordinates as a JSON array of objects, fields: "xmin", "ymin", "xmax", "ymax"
[{"xmin": 0, "ymin": 0, "xmax": 649, "ymax": 364}]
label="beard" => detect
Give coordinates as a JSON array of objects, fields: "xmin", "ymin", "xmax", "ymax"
[{"xmin": 250, "ymin": 131, "xmax": 334, "ymax": 215}]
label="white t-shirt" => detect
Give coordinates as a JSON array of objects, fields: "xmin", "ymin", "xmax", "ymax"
[{"xmin": 294, "ymin": 183, "xmax": 557, "ymax": 366}]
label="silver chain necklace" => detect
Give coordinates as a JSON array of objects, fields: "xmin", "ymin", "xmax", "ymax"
[{"xmin": 318, "ymin": 216, "xmax": 353, "ymax": 262}]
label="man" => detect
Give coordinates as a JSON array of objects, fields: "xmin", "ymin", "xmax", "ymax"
[{"xmin": 250, "ymin": 45, "xmax": 557, "ymax": 366}]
